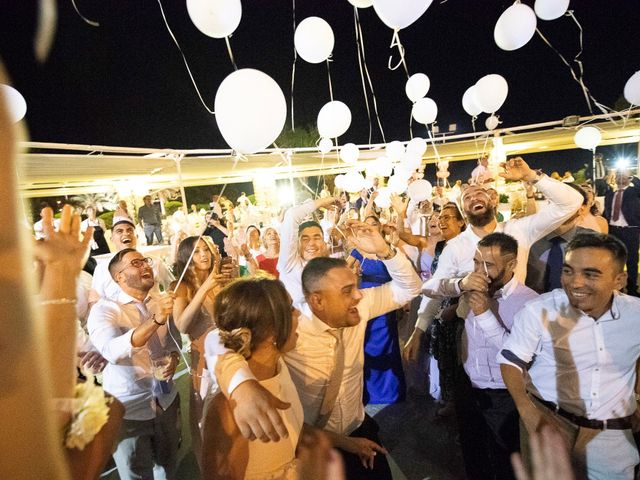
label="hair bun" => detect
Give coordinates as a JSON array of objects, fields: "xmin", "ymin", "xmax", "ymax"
[{"xmin": 219, "ymin": 327, "xmax": 252, "ymax": 359}]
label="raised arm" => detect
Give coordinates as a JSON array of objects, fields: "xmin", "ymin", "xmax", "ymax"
[{"xmin": 172, "ymin": 271, "xmax": 222, "ymax": 333}]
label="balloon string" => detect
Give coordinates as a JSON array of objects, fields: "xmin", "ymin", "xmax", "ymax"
[
  {"xmin": 224, "ymin": 36, "xmax": 238, "ymax": 71},
  {"xmin": 326, "ymin": 57, "xmax": 334, "ymax": 102},
  {"xmin": 290, "ymin": 0, "xmax": 297, "ymax": 130},
  {"xmin": 354, "ymin": 8, "xmax": 386, "ymax": 144},
  {"xmin": 388, "ymin": 30, "xmax": 410, "ymax": 78},
  {"xmin": 157, "ymin": 0, "xmax": 215, "ymax": 114},
  {"xmin": 426, "ymin": 127, "xmax": 441, "ymax": 163},
  {"xmin": 353, "ymin": 8, "xmax": 373, "ymax": 145},
  {"xmin": 71, "ymin": 0, "xmax": 99, "ymax": 27}
]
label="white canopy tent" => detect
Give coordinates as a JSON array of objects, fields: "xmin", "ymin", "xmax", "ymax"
[{"xmin": 16, "ymin": 110, "xmax": 640, "ymax": 201}]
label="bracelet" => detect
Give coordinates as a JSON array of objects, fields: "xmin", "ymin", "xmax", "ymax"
[
  {"xmin": 152, "ymin": 314, "xmax": 166, "ymax": 326},
  {"xmin": 40, "ymin": 297, "xmax": 77, "ymax": 306},
  {"xmin": 526, "ymin": 195, "xmax": 535, "ymax": 199}
]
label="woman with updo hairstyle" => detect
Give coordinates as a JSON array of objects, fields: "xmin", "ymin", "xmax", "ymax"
[
  {"xmin": 202, "ymin": 277, "xmax": 302, "ymax": 480},
  {"xmin": 172, "ymin": 234, "xmax": 227, "ymax": 470}
]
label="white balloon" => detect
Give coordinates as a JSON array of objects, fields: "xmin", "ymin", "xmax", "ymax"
[
  {"xmin": 363, "ymin": 178, "xmax": 374, "ymax": 189},
  {"xmin": 186, "ymin": 0, "xmax": 242, "ymax": 39},
  {"xmin": 494, "ymin": 3, "xmax": 537, "ymax": 51},
  {"xmin": 318, "ymin": 137, "xmax": 333, "ymax": 154},
  {"xmin": 376, "ymin": 156, "xmax": 394, "ymax": 177},
  {"xmin": 534, "ymin": 0, "xmax": 569, "ymax": 21},
  {"xmin": 214, "ymin": 69, "xmax": 286, "ymax": 154},
  {"xmin": 574, "ymin": 127, "xmax": 602, "ymax": 151},
  {"xmin": 623, "ymin": 71, "xmax": 640, "ymax": 106},
  {"xmin": 485, "ymin": 114, "xmax": 500, "ymax": 130},
  {"xmin": 385, "ymin": 141, "xmax": 405, "ymax": 162},
  {"xmin": 373, "ymin": 0, "xmax": 433, "ymax": 30},
  {"xmin": 0, "ymin": 84, "xmax": 27, "ymax": 122},
  {"xmin": 462, "ymin": 86, "xmax": 482, "ymax": 117},
  {"xmin": 387, "ymin": 175, "xmax": 409, "ymax": 194},
  {"xmin": 405, "ymin": 73, "xmax": 430, "ymax": 103},
  {"xmin": 374, "ymin": 187, "xmax": 392, "ymax": 208},
  {"xmin": 408, "ymin": 179, "xmax": 432, "ymax": 202},
  {"xmin": 348, "ymin": 0, "xmax": 373, "ymax": 7},
  {"xmin": 317, "ymin": 101, "xmax": 352, "ymax": 138},
  {"xmin": 412, "ymin": 97, "xmax": 438, "ymax": 124},
  {"xmin": 343, "ymin": 171, "xmax": 366, "ymax": 192},
  {"xmin": 474, "ymin": 74, "xmax": 508, "ymax": 113},
  {"xmin": 406, "ymin": 136, "xmax": 427, "ymax": 156},
  {"xmin": 340, "ymin": 143, "xmax": 360, "ymax": 164},
  {"xmin": 334, "ymin": 174, "xmax": 346, "ymax": 189},
  {"xmin": 401, "ymin": 152, "xmax": 422, "ymax": 171},
  {"xmin": 294, "ymin": 17, "xmax": 335, "ymax": 64}
]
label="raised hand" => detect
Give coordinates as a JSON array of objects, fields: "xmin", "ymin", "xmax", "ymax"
[
  {"xmin": 345, "ymin": 220, "xmax": 390, "ymax": 257},
  {"xmin": 390, "ymin": 193, "xmax": 408, "ymax": 217},
  {"xmin": 459, "ymin": 271, "xmax": 489, "ymax": 293},
  {"xmin": 498, "ymin": 157, "xmax": 538, "ymax": 183}
]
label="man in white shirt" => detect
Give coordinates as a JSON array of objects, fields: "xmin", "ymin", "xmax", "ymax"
[
  {"xmin": 499, "ymin": 233, "xmax": 640, "ymax": 480},
  {"xmin": 422, "ymin": 157, "xmax": 583, "ymax": 299},
  {"xmin": 206, "ymin": 221, "xmax": 422, "ymax": 480},
  {"xmin": 89, "ymin": 217, "xmax": 173, "ymax": 305},
  {"xmin": 456, "ymin": 233, "xmax": 538, "ymax": 480},
  {"xmin": 88, "ymin": 248, "xmax": 181, "ymax": 480},
  {"xmin": 277, "ymin": 196, "xmax": 338, "ymax": 307}
]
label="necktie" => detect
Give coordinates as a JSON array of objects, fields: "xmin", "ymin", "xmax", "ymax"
[
  {"xmin": 612, "ymin": 190, "xmax": 623, "ymax": 221},
  {"xmin": 544, "ymin": 237, "xmax": 565, "ymax": 292},
  {"xmin": 317, "ymin": 329, "xmax": 345, "ymax": 428}
]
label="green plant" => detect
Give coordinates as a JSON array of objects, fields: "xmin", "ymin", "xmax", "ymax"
[
  {"xmin": 164, "ymin": 201, "xmax": 183, "ymax": 216},
  {"xmin": 99, "ymin": 211, "xmax": 115, "ymax": 229},
  {"xmin": 499, "ymin": 193, "xmax": 510, "ymax": 204},
  {"xmin": 275, "ymin": 124, "xmax": 319, "ymax": 148}
]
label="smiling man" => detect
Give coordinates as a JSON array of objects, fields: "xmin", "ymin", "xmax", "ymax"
[{"xmin": 499, "ymin": 233, "xmax": 640, "ymax": 479}]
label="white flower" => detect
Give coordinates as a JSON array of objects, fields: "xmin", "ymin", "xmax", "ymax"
[{"xmin": 64, "ymin": 376, "xmax": 112, "ymax": 450}]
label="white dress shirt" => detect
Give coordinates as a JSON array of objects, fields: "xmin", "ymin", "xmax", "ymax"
[
  {"xmin": 276, "ymin": 200, "xmax": 318, "ymax": 308},
  {"xmin": 88, "ymin": 291, "xmax": 180, "ymax": 420},
  {"xmin": 498, "ymin": 289, "xmax": 640, "ymax": 420},
  {"xmin": 422, "ymin": 175, "xmax": 583, "ymax": 298},
  {"xmin": 206, "ymin": 251, "xmax": 422, "ymax": 435},
  {"xmin": 89, "ymin": 253, "xmax": 174, "ymax": 304},
  {"xmin": 461, "ymin": 277, "xmax": 538, "ymax": 389}
]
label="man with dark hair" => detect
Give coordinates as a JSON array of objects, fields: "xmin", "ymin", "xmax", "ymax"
[
  {"xmin": 603, "ymin": 166, "xmax": 640, "ymax": 295},
  {"xmin": 526, "ymin": 183, "xmax": 594, "ymax": 294},
  {"xmin": 138, "ymin": 195, "xmax": 163, "ymax": 245},
  {"xmin": 277, "ymin": 196, "xmax": 340, "ymax": 308},
  {"xmin": 453, "ymin": 232, "xmax": 538, "ymax": 479},
  {"xmin": 88, "ymin": 248, "xmax": 181, "ymax": 480},
  {"xmin": 500, "ymin": 233, "xmax": 640, "ymax": 479},
  {"xmin": 206, "ymin": 221, "xmax": 422, "ymax": 480}
]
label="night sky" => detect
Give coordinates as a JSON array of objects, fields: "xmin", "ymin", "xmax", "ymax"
[{"xmin": 1, "ymin": 1, "xmax": 639, "ymax": 182}]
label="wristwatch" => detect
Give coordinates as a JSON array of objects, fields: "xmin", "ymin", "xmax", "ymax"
[{"xmin": 377, "ymin": 245, "xmax": 397, "ymax": 261}]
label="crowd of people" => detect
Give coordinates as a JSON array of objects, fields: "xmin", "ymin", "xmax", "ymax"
[{"xmin": 8, "ymin": 89, "xmax": 640, "ymax": 480}]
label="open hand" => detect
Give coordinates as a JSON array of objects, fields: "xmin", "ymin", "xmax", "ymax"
[{"xmin": 342, "ymin": 436, "xmax": 388, "ymax": 470}]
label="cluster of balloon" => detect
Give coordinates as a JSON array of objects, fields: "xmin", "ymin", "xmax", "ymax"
[
  {"xmin": 574, "ymin": 126, "xmax": 602, "ymax": 151},
  {"xmin": 186, "ymin": 0, "xmax": 242, "ymax": 38},
  {"xmin": 436, "ymin": 160, "xmax": 450, "ymax": 185},
  {"xmin": 214, "ymin": 69, "xmax": 287, "ymax": 154},
  {"xmin": 294, "ymin": 17, "xmax": 335, "ymax": 64},
  {"xmin": 374, "ymin": 187, "xmax": 392, "ymax": 208},
  {"xmin": 0, "ymin": 84, "xmax": 27, "ymax": 123},
  {"xmin": 462, "ymin": 74, "xmax": 508, "ymax": 130},
  {"xmin": 367, "ymin": 156, "xmax": 393, "ymax": 178},
  {"xmin": 624, "ymin": 71, "xmax": 640, "ymax": 106},
  {"xmin": 372, "ymin": 0, "xmax": 433, "ymax": 30},
  {"xmin": 317, "ymin": 101, "xmax": 352, "ymax": 139},
  {"xmin": 405, "ymin": 73, "xmax": 437, "ymax": 125},
  {"xmin": 342, "ymin": 171, "xmax": 367, "ymax": 192},
  {"xmin": 494, "ymin": 0, "xmax": 569, "ymax": 51}
]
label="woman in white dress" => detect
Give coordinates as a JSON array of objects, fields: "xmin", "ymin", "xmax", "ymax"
[{"xmin": 202, "ymin": 277, "xmax": 303, "ymax": 480}]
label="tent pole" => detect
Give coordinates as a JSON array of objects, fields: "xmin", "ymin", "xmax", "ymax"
[{"xmin": 174, "ymin": 153, "xmax": 189, "ymax": 215}]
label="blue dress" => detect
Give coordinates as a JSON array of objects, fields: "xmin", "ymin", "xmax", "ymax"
[{"xmin": 351, "ymin": 249, "xmax": 406, "ymax": 404}]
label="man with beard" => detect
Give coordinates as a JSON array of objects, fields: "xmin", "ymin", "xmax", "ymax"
[
  {"xmin": 88, "ymin": 248, "xmax": 181, "ymax": 480},
  {"xmin": 455, "ymin": 233, "xmax": 538, "ymax": 479},
  {"xmin": 89, "ymin": 217, "xmax": 173, "ymax": 306},
  {"xmin": 499, "ymin": 233, "xmax": 640, "ymax": 479},
  {"xmin": 422, "ymin": 156, "xmax": 582, "ymax": 300}
]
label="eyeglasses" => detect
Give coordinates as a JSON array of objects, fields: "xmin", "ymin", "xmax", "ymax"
[
  {"xmin": 438, "ymin": 215, "xmax": 457, "ymax": 222},
  {"xmin": 117, "ymin": 257, "xmax": 153, "ymax": 275}
]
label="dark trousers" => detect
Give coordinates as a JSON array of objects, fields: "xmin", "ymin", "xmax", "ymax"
[
  {"xmin": 610, "ymin": 225, "xmax": 640, "ymax": 294},
  {"xmin": 337, "ymin": 414, "xmax": 392, "ymax": 480},
  {"xmin": 454, "ymin": 370, "xmax": 519, "ymax": 480}
]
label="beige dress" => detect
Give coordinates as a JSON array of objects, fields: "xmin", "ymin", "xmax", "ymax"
[{"xmin": 244, "ymin": 359, "xmax": 303, "ymax": 480}]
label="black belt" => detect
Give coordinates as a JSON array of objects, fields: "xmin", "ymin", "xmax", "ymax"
[{"xmin": 532, "ymin": 394, "xmax": 632, "ymax": 430}]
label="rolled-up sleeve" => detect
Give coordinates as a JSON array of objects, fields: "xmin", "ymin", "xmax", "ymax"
[
  {"xmin": 87, "ymin": 301, "xmax": 140, "ymax": 364},
  {"xmin": 497, "ymin": 305, "xmax": 542, "ymax": 372}
]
